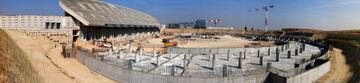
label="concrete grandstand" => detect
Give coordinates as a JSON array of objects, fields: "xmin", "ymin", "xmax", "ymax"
[{"xmin": 59, "ymin": 0, "xmax": 161, "ymax": 41}]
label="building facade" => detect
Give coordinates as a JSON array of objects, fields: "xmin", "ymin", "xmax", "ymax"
[
  {"xmin": 0, "ymin": 15, "xmax": 77, "ymax": 29},
  {"xmin": 167, "ymin": 19, "xmax": 207, "ymax": 29},
  {"xmin": 60, "ymin": 0, "xmax": 161, "ymax": 42}
]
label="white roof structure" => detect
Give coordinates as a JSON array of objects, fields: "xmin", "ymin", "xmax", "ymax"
[{"xmin": 59, "ymin": 0, "xmax": 160, "ymax": 27}]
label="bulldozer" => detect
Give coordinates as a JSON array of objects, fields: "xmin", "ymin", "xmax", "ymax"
[{"xmin": 162, "ymin": 38, "xmax": 177, "ymax": 47}]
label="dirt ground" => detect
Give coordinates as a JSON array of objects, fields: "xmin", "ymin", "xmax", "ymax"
[
  {"xmin": 176, "ymin": 35, "xmax": 252, "ymax": 48},
  {"xmin": 5, "ymin": 30, "xmax": 116, "ymax": 83},
  {"xmin": 317, "ymin": 48, "xmax": 352, "ymax": 83}
]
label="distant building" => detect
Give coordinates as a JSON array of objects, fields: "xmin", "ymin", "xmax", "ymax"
[
  {"xmin": 167, "ymin": 19, "xmax": 207, "ymax": 29},
  {"xmin": 195, "ymin": 19, "xmax": 207, "ymax": 29},
  {"xmin": 0, "ymin": 15, "xmax": 77, "ymax": 29},
  {"xmin": 167, "ymin": 22, "xmax": 195, "ymax": 29}
]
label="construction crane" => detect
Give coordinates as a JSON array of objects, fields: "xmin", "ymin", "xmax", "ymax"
[{"xmin": 248, "ymin": 0, "xmax": 275, "ymax": 32}]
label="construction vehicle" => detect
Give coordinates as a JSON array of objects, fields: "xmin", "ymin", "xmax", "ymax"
[{"xmin": 163, "ymin": 38, "xmax": 177, "ymax": 47}]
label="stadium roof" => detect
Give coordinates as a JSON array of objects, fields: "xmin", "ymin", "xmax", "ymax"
[{"xmin": 59, "ymin": 0, "xmax": 160, "ymax": 27}]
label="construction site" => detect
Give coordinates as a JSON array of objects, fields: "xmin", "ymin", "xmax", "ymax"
[{"xmin": 2, "ymin": 0, "xmax": 360, "ymax": 83}]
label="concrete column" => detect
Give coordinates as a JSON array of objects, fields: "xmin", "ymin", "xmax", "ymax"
[
  {"xmin": 222, "ymin": 65, "xmax": 228, "ymax": 77},
  {"xmin": 156, "ymin": 55, "xmax": 159, "ymax": 67},
  {"xmin": 153, "ymin": 48, "xmax": 156, "ymax": 58},
  {"xmin": 100, "ymin": 55, "xmax": 105, "ymax": 61},
  {"xmin": 266, "ymin": 62, "xmax": 272, "ymax": 72},
  {"xmin": 128, "ymin": 41, "xmax": 132, "ymax": 54},
  {"xmin": 227, "ymin": 49, "xmax": 230, "ymax": 61},
  {"xmin": 302, "ymin": 43, "xmax": 306, "ymax": 51},
  {"xmin": 183, "ymin": 55, "xmax": 187, "ymax": 68},
  {"xmin": 135, "ymin": 53, "xmax": 139, "ymax": 62},
  {"xmin": 257, "ymin": 50, "xmax": 260, "ymax": 58},
  {"xmin": 140, "ymin": 48, "xmax": 143, "ymax": 57},
  {"xmin": 286, "ymin": 44, "xmax": 289, "ymax": 50},
  {"xmin": 212, "ymin": 54, "xmax": 216, "ymax": 69},
  {"xmin": 128, "ymin": 60, "xmax": 133, "ymax": 70},
  {"xmin": 268, "ymin": 48, "xmax": 271, "ymax": 56},
  {"xmin": 120, "ymin": 50, "xmax": 124, "ymax": 59},
  {"xmin": 169, "ymin": 48, "xmax": 172, "ymax": 59},
  {"xmin": 287, "ymin": 50, "xmax": 291, "ymax": 58},
  {"xmin": 260, "ymin": 56, "xmax": 263, "ymax": 65},
  {"xmin": 208, "ymin": 50, "xmax": 212, "ymax": 61},
  {"xmin": 239, "ymin": 52, "xmax": 242, "ymax": 58},
  {"xmin": 238, "ymin": 56, "xmax": 242, "ymax": 69},
  {"xmin": 276, "ymin": 47, "xmax": 279, "ymax": 56},
  {"xmin": 276, "ymin": 50, "xmax": 279, "ymax": 62},
  {"xmin": 108, "ymin": 49, "xmax": 112, "ymax": 56},
  {"xmin": 170, "ymin": 65, "xmax": 176, "ymax": 76},
  {"xmin": 243, "ymin": 49, "xmax": 247, "ymax": 59}
]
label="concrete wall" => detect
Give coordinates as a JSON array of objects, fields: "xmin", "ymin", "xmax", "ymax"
[
  {"xmin": 76, "ymin": 49, "xmax": 269, "ymax": 83},
  {"xmin": 286, "ymin": 60, "xmax": 330, "ymax": 83}
]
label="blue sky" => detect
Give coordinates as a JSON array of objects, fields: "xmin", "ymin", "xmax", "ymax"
[{"xmin": 1, "ymin": 0, "xmax": 360, "ymax": 30}]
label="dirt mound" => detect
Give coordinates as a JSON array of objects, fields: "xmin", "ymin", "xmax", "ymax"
[{"xmin": 0, "ymin": 29, "xmax": 41, "ymax": 83}]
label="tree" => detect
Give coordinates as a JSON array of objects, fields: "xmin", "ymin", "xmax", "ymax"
[{"xmin": 244, "ymin": 26, "xmax": 248, "ymax": 31}]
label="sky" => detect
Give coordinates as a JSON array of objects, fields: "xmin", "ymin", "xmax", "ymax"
[{"xmin": 1, "ymin": 0, "xmax": 360, "ymax": 30}]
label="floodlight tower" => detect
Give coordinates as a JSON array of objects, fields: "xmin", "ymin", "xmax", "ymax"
[
  {"xmin": 249, "ymin": 0, "xmax": 275, "ymax": 32},
  {"xmin": 208, "ymin": 19, "xmax": 222, "ymax": 27}
]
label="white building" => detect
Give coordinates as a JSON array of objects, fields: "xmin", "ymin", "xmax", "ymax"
[{"xmin": 0, "ymin": 15, "xmax": 78, "ymax": 29}]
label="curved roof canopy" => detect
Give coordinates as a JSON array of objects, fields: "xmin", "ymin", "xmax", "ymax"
[{"xmin": 59, "ymin": 0, "xmax": 160, "ymax": 27}]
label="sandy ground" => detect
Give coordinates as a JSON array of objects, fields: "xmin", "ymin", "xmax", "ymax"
[
  {"xmin": 317, "ymin": 48, "xmax": 352, "ymax": 83},
  {"xmin": 5, "ymin": 30, "xmax": 116, "ymax": 83},
  {"xmin": 177, "ymin": 35, "xmax": 252, "ymax": 48}
]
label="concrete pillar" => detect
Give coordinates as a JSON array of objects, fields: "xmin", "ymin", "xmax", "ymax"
[
  {"xmin": 288, "ymin": 50, "xmax": 291, "ymax": 58},
  {"xmin": 276, "ymin": 47, "xmax": 279, "ymax": 56},
  {"xmin": 170, "ymin": 65, "xmax": 176, "ymax": 76},
  {"xmin": 257, "ymin": 50, "xmax": 260, "ymax": 58},
  {"xmin": 222, "ymin": 65, "xmax": 228, "ymax": 77},
  {"xmin": 119, "ymin": 50, "xmax": 124, "ymax": 59},
  {"xmin": 227, "ymin": 49, "xmax": 230, "ymax": 61},
  {"xmin": 135, "ymin": 53, "xmax": 139, "ymax": 62},
  {"xmin": 295, "ymin": 49, "xmax": 298, "ymax": 56},
  {"xmin": 286, "ymin": 44, "xmax": 289, "ymax": 50},
  {"xmin": 156, "ymin": 55, "xmax": 159, "ymax": 67},
  {"xmin": 302, "ymin": 43, "xmax": 306, "ymax": 51},
  {"xmin": 128, "ymin": 41, "xmax": 132, "ymax": 54},
  {"xmin": 108, "ymin": 49, "xmax": 112, "ymax": 56},
  {"xmin": 208, "ymin": 50, "xmax": 211, "ymax": 61},
  {"xmin": 153, "ymin": 48, "xmax": 156, "ymax": 58},
  {"xmin": 268, "ymin": 48, "xmax": 271, "ymax": 56},
  {"xmin": 100, "ymin": 55, "xmax": 105, "ymax": 61},
  {"xmin": 212, "ymin": 54, "xmax": 216, "ymax": 69},
  {"xmin": 128, "ymin": 60, "xmax": 133, "ymax": 69},
  {"xmin": 276, "ymin": 50, "xmax": 279, "ymax": 62},
  {"xmin": 238, "ymin": 56, "xmax": 242, "ymax": 69},
  {"xmin": 266, "ymin": 62, "xmax": 272, "ymax": 72},
  {"xmin": 183, "ymin": 55, "xmax": 187, "ymax": 68},
  {"xmin": 243, "ymin": 49, "xmax": 247, "ymax": 59},
  {"xmin": 140, "ymin": 48, "xmax": 143, "ymax": 57},
  {"xmin": 239, "ymin": 52, "xmax": 242, "ymax": 58},
  {"xmin": 169, "ymin": 48, "xmax": 172, "ymax": 59},
  {"xmin": 260, "ymin": 56, "xmax": 263, "ymax": 65}
]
